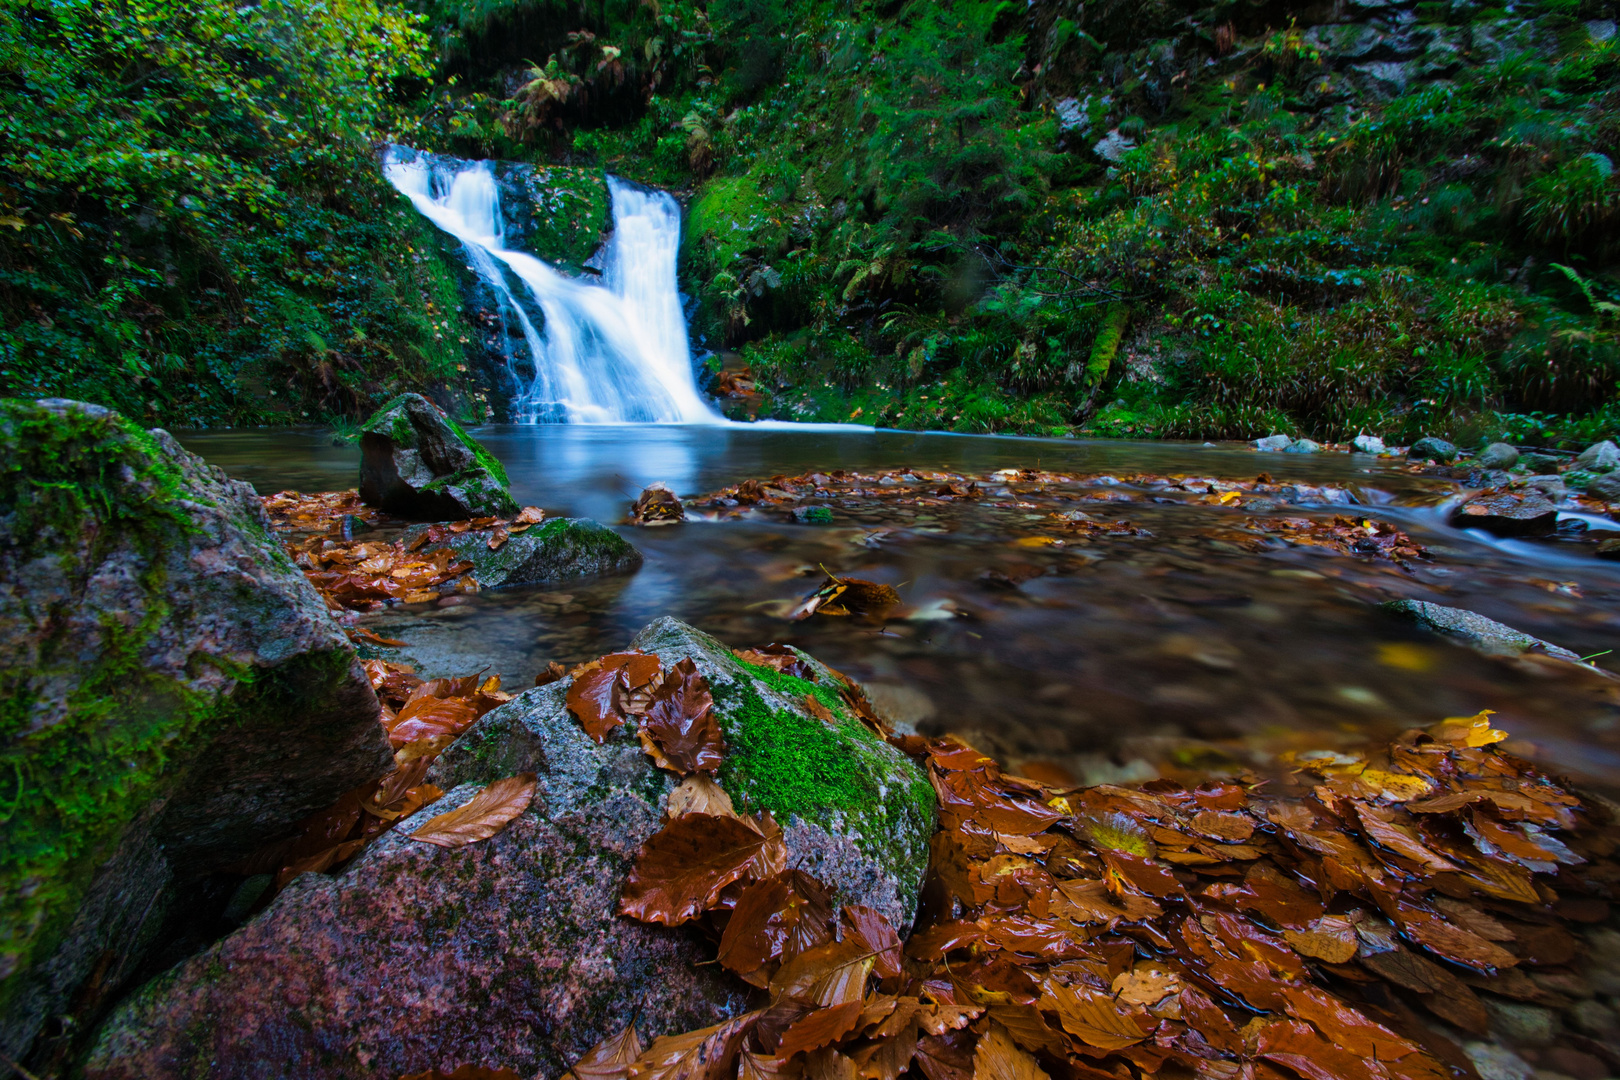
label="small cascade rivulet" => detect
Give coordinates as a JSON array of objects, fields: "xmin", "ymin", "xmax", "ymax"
[{"xmin": 383, "ymin": 147, "xmax": 721, "ymax": 424}]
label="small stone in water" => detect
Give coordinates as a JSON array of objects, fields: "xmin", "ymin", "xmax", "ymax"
[
  {"xmin": 1476, "ymin": 443, "xmax": 1519, "ymax": 470},
  {"xmin": 1253, "ymin": 434, "xmax": 1291, "ymax": 451},
  {"xmin": 1575, "ymin": 440, "xmax": 1620, "ymax": 472},
  {"xmin": 1283, "ymin": 439, "xmax": 1322, "ymax": 454},
  {"xmin": 1409, "ymin": 436, "xmax": 1459, "ymax": 462},
  {"xmin": 1352, "ymin": 434, "xmax": 1386, "ymax": 454}
]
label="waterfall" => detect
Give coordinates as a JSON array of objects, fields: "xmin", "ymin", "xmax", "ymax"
[{"xmin": 383, "ymin": 148, "xmax": 722, "ymax": 424}]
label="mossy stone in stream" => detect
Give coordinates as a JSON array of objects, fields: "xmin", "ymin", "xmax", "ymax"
[
  {"xmin": 358, "ymin": 393, "xmax": 518, "ymax": 521},
  {"xmin": 0, "ymin": 399, "xmax": 390, "ymax": 1064},
  {"xmin": 403, "ymin": 517, "xmax": 643, "ymax": 589}
]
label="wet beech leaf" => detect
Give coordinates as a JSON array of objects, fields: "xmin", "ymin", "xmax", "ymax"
[
  {"xmin": 641, "ymin": 658, "xmax": 725, "ymax": 774},
  {"xmin": 914, "ymin": 1032, "xmax": 976, "ymax": 1080},
  {"xmin": 973, "ymin": 1022, "xmax": 1051, "ymax": 1080},
  {"xmin": 569, "ymin": 652, "xmax": 663, "ymax": 743},
  {"xmin": 740, "ymin": 1051, "xmax": 804, "ymax": 1080},
  {"xmin": 629, "ymin": 1010, "xmax": 761, "ymax": 1080},
  {"xmin": 840, "ymin": 904, "xmax": 904, "ymax": 981},
  {"xmin": 770, "ymin": 937, "xmax": 875, "ymax": 1006},
  {"xmin": 1282, "ymin": 915, "xmax": 1359, "ymax": 964},
  {"xmin": 571, "ymin": 1023, "xmax": 645, "ymax": 1080},
  {"xmin": 667, "ymin": 774, "xmax": 737, "ymax": 820},
  {"xmin": 409, "ymin": 774, "xmax": 537, "ymax": 848},
  {"xmin": 620, "ymin": 813, "xmax": 785, "ymax": 925},
  {"xmin": 1041, "ymin": 981, "xmax": 1153, "ymax": 1049},
  {"xmin": 776, "ymin": 1002, "xmax": 864, "ymax": 1056},
  {"xmin": 1396, "ymin": 904, "xmax": 1519, "ymax": 972},
  {"xmin": 717, "ymin": 870, "xmax": 835, "ymax": 982}
]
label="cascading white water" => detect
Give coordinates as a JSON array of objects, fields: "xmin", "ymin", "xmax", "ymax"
[{"xmin": 383, "ymin": 148, "xmax": 721, "ymax": 424}]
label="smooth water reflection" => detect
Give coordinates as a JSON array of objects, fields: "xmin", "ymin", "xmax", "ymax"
[{"xmin": 176, "ymin": 425, "xmax": 1620, "ymax": 791}]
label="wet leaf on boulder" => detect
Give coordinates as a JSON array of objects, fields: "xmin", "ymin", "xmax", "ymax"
[
  {"xmin": 409, "ymin": 774, "xmax": 537, "ymax": 849},
  {"xmin": 620, "ymin": 812, "xmax": 787, "ymax": 925},
  {"xmin": 568, "ymin": 651, "xmax": 663, "ymax": 742},
  {"xmin": 568, "ymin": 1023, "xmax": 645, "ymax": 1080},
  {"xmin": 639, "ymin": 658, "xmax": 725, "ymax": 774}
]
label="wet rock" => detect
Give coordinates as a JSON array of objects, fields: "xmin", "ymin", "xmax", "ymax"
[
  {"xmin": 1484, "ymin": 1000, "xmax": 1560, "ymax": 1046},
  {"xmin": 1596, "ymin": 538, "xmax": 1620, "ymax": 560},
  {"xmin": 1523, "ymin": 475, "xmax": 1568, "ymax": 498},
  {"xmin": 1450, "ymin": 488, "xmax": 1560, "ymax": 536},
  {"xmin": 358, "ymin": 393, "xmax": 518, "ymax": 521},
  {"xmin": 1522, "ymin": 452, "xmax": 1565, "ymax": 473},
  {"xmin": 404, "ymin": 518, "xmax": 642, "ymax": 590},
  {"xmin": 0, "ymin": 399, "xmax": 391, "ymax": 1063},
  {"xmin": 1568, "ymin": 999, "xmax": 1619, "ymax": 1039},
  {"xmin": 1575, "ymin": 440, "xmax": 1620, "ymax": 472},
  {"xmin": 793, "ymin": 504, "xmax": 835, "ymax": 524},
  {"xmin": 83, "ymin": 619, "xmax": 934, "ymax": 1080},
  {"xmin": 1478, "ymin": 442, "xmax": 1520, "ymax": 470},
  {"xmin": 1352, "ymin": 434, "xmax": 1386, "ymax": 454},
  {"xmin": 1409, "ymin": 436, "xmax": 1460, "ymax": 462},
  {"xmin": 629, "ymin": 482, "xmax": 685, "ymax": 525},
  {"xmin": 1254, "ymin": 434, "xmax": 1292, "ymax": 451},
  {"xmin": 1283, "ymin": 439, "xmax": 1322, "ymax": 453},
  {"xmin": 1382, "ymin": 599, "xmax": 1584, "ymax": 662},
  {"xmin": 1466, "ymin": 1043, "xmax": 1534, "ymax": 1080}
]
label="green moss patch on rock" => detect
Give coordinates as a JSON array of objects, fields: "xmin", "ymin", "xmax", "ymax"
[
  {"xmin": 626, "ymin": 617, "xmax": 936, "ymax": 927},
  {"xmin": 0, "ymin": 399, "xmax": 391, "ymax": 1062},
  {"xmin": 403, "ymin": 517, "xmax": 642, "ymax": 589},
  {"xmin": 358, "ymin": 392, "xmax": 518, "ymax": 520},
  {"xmin": 495, "ymin": 164, "xmax": 611, "ymax": 270}
]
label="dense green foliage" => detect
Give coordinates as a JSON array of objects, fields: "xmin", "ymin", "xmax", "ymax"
[
  {"xmin": 4, "ymin": 0, "xmax": 1619, "ymax": 442},
  {"xmin": 0, "ymin": 0, "xmax": 500, "ymax": 425}
]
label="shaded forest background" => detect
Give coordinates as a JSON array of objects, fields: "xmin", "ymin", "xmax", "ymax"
[{"xmin": 1, "ymin": 0, "xmax": 1617, "ymax": 443}]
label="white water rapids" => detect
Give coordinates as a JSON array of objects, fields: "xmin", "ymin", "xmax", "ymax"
[{"xmin": 383, "ymin": 148, "xmax": 721, "ymax": 424}]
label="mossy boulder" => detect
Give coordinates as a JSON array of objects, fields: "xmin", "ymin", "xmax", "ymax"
[
  {"xmin": 358, "ymin": 393, "xmax": 518, "ymax": 520},
  {"xmin": 81, "ymin": 619, "xmax": 934, "ymax": 1080},
  {"xmin": 402, "ymin": 517, "xmax": 642, "ymax": 589},
  {"xmin": 0, "ymin": 399, "xmax": 392, "ymax": 1064}
]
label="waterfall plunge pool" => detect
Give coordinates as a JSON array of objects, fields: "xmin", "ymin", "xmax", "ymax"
[{"xmin": 177, "ymin": 424, "xmax": 1620, "ymax": 794}]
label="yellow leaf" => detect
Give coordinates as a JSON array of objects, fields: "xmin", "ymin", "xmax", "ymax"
[
  {"xmin": 1432, "ymin": 709, "xmax": 1507, "ymax": 747},
  {"xmin": 1013, "ymin": 536, "xmax": 1056, "ymax": 547}
]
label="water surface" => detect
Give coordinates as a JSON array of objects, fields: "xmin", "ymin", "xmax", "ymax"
[{"xmin": 178, "ymin": 425, "xmax": 1620, "ymax": 792}]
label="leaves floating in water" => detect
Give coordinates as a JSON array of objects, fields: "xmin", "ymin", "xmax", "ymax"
[
  {"xmin": 790, "ymin": 572, "xmax": 902, "ymax": 621},
  {"xmin": 409, "ymin": 773, "xmax": 537, "ymax": 849}
]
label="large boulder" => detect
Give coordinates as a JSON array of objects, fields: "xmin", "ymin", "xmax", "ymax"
[
  {"xmin": 83, "ymin": 619, "xmax": 935, "ymax": 1080},
  {"xmin": 1575, "ymin": 440, "xmax": 1620, "ymax": 472},
  {"xmin": 404, "ymin": 518, "xmax": 642, "ymax": 589},
  {"xmin": 359, "ymin": 393, "xmax": 519, "ymax": 520},
  {"xmin": 1450, "ymin": 488, "xmax": 1560, "ymax": 536},
  {"xmin": 0, "ymin": 399, "xmax": 392, "ymax": 1065}
]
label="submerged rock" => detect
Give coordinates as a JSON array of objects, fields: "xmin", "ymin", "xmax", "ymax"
[
  {"xmin": 1409, "ymin": 436, "xmax": 1460, "ymax": 462},
  {"xmin": 83, "ymin": 618, "xmax": 934, "ymax": 1080},
  {"xmin": 358, "ymin": 393, "xmax": 518, "ymax": 520},
  {"xmin": 1382, "ymin": 599, "xmax": 1584, "ymax": 662},
  {"xmin": 404, "ymin": 517, "xmax": 642, "ymax": 589},
  {"xmin": 1450, "ymin": 488, "xmax": 1560, "ymax": 536},
  {"xmin": 1477, "ymin": 442, "xmax": 1520, "ymax": 470},
  {"xmin": 0, "ymin": 399, "xmax": 391, "ymax": 1063}
]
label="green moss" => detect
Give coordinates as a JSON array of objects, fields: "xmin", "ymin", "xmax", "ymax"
[
  {"xmin": 442, "ymin": 414, "xmax": 511, "ymax": 488},
  {"xmin": 0, "ymin": 399, "xmax": 359, "ymax": 1026},
  {"xmin": 710, "ymin": 659, "xmax": 935, "ymax": 910}
]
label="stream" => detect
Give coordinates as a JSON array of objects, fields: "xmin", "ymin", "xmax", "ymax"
[{"xmin": 177, "ymin": 425, "xmax": 1620, "ymax": 794}]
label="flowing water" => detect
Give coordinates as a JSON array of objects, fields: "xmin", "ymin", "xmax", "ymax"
[
  {"xmin": 382, "ymin": 148, "xmax": 720, "ymax": 424},
  {"xmin": 178, "ymin": 427, "xmax": 1620, "ymax": 794}
]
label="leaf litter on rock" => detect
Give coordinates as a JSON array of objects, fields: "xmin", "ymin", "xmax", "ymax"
[{"xmin": 474, "ymin": 640, "xmax": 1620, "ymax": 1080}]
